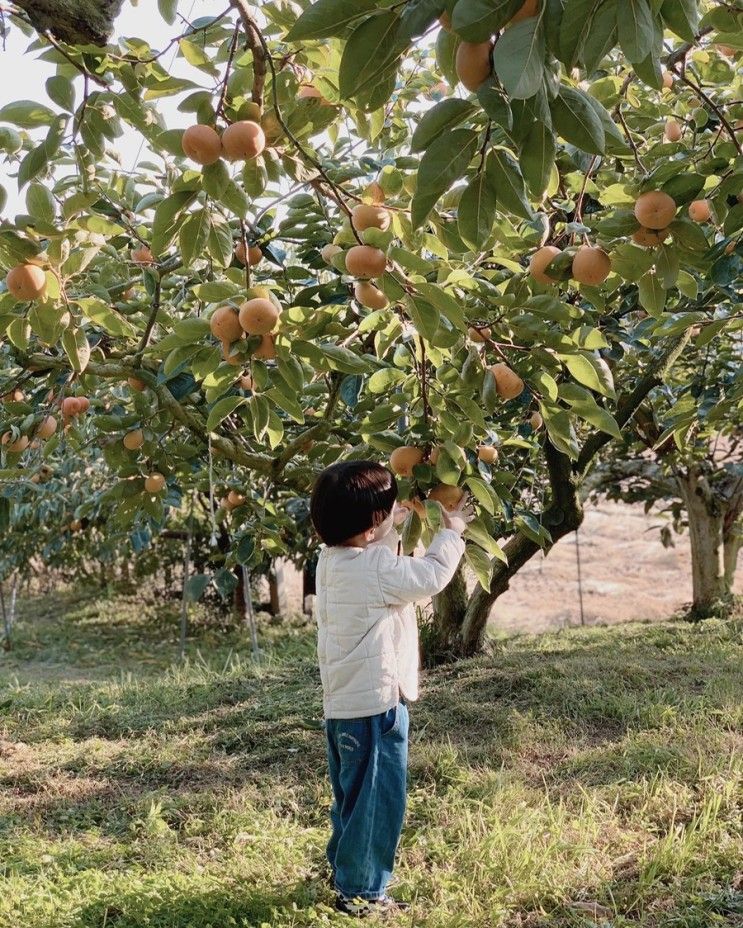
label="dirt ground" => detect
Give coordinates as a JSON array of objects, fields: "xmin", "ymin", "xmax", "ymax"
[
  {"xmin": 281, "ymin": 501, "xmax": 741, "ymax": 636},
  {"xmin": 491, "ymin": 501, "xmax": 741, "ymax": 635}
]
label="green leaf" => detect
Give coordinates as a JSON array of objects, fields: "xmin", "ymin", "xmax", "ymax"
[
  {"xmin": 407, "ymin": 296, "xmax": 441, "ymax": 341},
  {"xmin": 411, "ymin": 128, "xmax": 478, "ymax": 228},
  {"xmin": 581, "ymin": 0, "xmax": 618, "ymax": 71},
  {"xmin": 486, "ymin": 148, "xmax": 534, "ymax": 220},
  {"xmin": 558, "ymin": 0, "xmax": 599, "ymax": 68},
  {"xmin": 531, "ymin": 368, "xmax": 559, "ymax": 401},
  {"xmin": 25, "ymin": 183, "xmax": 55, "ymax": 224},
  {"xmin": 618, "ymin": 0, "xmax": 654, "ymax": 62},
  {"xmin": 550, "ymin": 86, "xmax": 605, "ymax": 154},
  {"xmin": 179, "ymin": 208, "xmax": 210, "ymax": 267},
  {"xmin": 414, "ymin": 282, "xmax": 468, "ymax": 332},
  {"xmin": 388, "ymin": 246, "xmax": 433, "ymax": 274},
  {"xmin": 207, "ymin": 396, "xmax": 246, "ymax": 431},
  {"xmin": 77, "ymin": 297, "xmax": 136, "ymax": 337},
  {"xmin": 411, "ymin": 98, "xmax": 476, "ymax": 153},
  {"xmin": 207, "ymin": 217, "xmax": 233, "ymax": 268},
  {"xmin": 202, "ymin": 160, "xmax": 230, "ymax": 198},
  {"xmin": 435, "ymin": 28, "xmax": 460, "ymax": 87},
  {"xmin": 514, "ymin": 513, "xmax": 551, "ymax": 546},
  {"xmin": 184, "ymin": 573, "xmax": 210, "ymax": 602},
  {"xmin": 668, "ymin": 218, "xmax": 708, "ymax": 252},
  {"xmin": 285, "ymin": 0, "xmax": 378, "ymax": 41},
  {"xmin": 656, "ymin": 245, "xmax": 679, "ymax": 289},
  {"xmin": 492, "ymin": 16, "xmax": 546, "ymax": 100},
  {"xmin": 61, "ymin": 326, "xmax": 91, "ymax": 373},
  {"xmin": 368, "ymin": 367, "xmax": 406, "ymax": 394},
  {"xmin": 477, "ymin": 79, "xmax": 513, "ymax": 129},
  {"xmin": 219, "ymin": 180, "xmax": 250, "ymax": 217},
  {"xmin": 540, "ymin": 402, "xmax": 580, "ymax": 459},
  {"xmin": 29, "ymin": 302, "xmax": 68, "ymax": 345},
  {"xmin": 179, "ymin": 38, "xmax": 219, "ymax": 75},
  {"xmin": 7, "ymin": 317, "xmax": 31, "ymax": 350},
  {"xmin": 464, "ymin": 543, "xmax": 495, "ymax": 591},
  {"xmin": 638, "ymin": 272, "xmax": 666, "ymax": 317},
  {"xmin": 451, "ymin": 0, "xmax": 522, "ymax": 42},
  {"xmin": 458, "ymin": 171, "xmax": 497, "ymax": 248},
  {"xmin": 45, "ymin": 75, "xmax": 75, "ymax": 112},
  {"xmin": 17, "ymin": 115, "xmax": 66, "ymax": 188},
  {"xmin": 152, "ymin": 191, "xmax": 198, "ymax": 256},
  {"xmin": 558, "ymin": 382, "xmax": 622, "ymax": 438},
  {"xmin": 465, "ymin": 475, "xmax": 497, "ymax": 515},
  {"xmin": 401, "ymin": 510, "xmax": 422, "ymax": 555},
  {"xmin": 0, "ymin": 231, "xmax": 38, "ymax": 268},
  {"xmin": 558, "ymin": 352, "xmax": 616, "ymax": 398},
  {"xmin": 661, "ymin": 0, "xmax": 698, "ymax": 42},
  {"xmin": 519, "ymin": 119, "xmax": 555, "ymax": 197},
  {"xmin": 339, "ymin": 12, "xmax": 406, "ymax": 100},
  {"xmin": 320, "ymin": 343, "xmax": 371, "ymax": 374},
  {"xmin": 277, "ymin": 354, "xmax": 305, "ymax": 393},
  {"xmin": 465, "ymin": 517, "xmax": 507, "ymax": 561},
  {"xmin": 0, "ymin": 100, "xmax": 56, "ymax": 128},
  {"xmin": 193, "ymin": 281, "xmax": 240, "ymax": 301}
]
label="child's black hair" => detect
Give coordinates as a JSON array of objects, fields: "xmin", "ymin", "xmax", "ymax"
[{"xmin": 310, "ymin": 460, "xmax": 398, "ymax": 546}]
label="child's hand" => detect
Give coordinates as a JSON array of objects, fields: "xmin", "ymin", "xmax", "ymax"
[
  {"xmin": 392, "ymin": 502, "xmax": 409, "ymax": 526},
  {"xmin": 435, "ymin": 495, "xmax": 475, "ymax": 535}
]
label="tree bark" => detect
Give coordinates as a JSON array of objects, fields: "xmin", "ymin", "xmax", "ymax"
[
  {"xmin": 427, "ymin": 564, "xmax": 468, "ymax": 666},
  {"xmin": 13, "ymin": 0, "xmax": 124, "ymax": 45},
  {"xmin": 457, "ymin": 437, "xmax": 583, "ymax": 657},
  {"xmin": 677, "ymin": 465, "xmax": 728, "ymax": 616},
  {"xmin": 724, "ymin": 531, "xmax": 741, "ymax": 591},
  {"xmin": 722, "ymin": 484, "xmax": 742, "ymax": 592}
]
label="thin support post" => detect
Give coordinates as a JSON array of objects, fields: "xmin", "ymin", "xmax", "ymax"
[
  {"xmin": 180, "ymin": 526, "xmax": 192, "ymax": 661},
  {"xmin": 241, "ymin": 564, "xmax": 260, "ymax": 664},
  {"xmin": 575, "ymin": 528, "xmax": 586, "ymax": 626},
  {"xmin": 0, "ymin": 579, "xmax": 9, "ymax": 651}
]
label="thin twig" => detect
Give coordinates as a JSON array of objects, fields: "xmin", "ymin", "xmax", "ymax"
[
  {"xmin": 672, "ymin": 68, "xmax": 742, "ymax": 155},
  {"xmin": 43, "ymin": 31, "xmax": 110, "ymax": 86},
  {"xmin": 135, "ymin": 276, "xmax": 162, "ymax": 356},
  {"xmin": 215, "ymin": 23, "xmax": 241, "ymax": 121}
]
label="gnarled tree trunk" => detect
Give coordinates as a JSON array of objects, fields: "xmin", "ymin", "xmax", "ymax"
[{"xmin": 677, "ymin": 465, "xmax": 728, "ymax": 616}]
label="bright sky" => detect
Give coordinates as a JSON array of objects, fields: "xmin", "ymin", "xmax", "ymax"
[{"xmin": 0, "ymin": 0, "xmax": 220, "ymax": 213}]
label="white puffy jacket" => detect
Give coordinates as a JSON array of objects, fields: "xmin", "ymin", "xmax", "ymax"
[{"xmin": 315, "ymin": 528, "xmax": 465, "ymax": 719}]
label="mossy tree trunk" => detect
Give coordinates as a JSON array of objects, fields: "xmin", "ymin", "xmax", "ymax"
[
  {"xmin": 677, "ymin": 465, "xmax": 729, "ymax": 616},
  {"xmin": 13, "ymin": 0, "xmax": 125, "ymax": 45}
]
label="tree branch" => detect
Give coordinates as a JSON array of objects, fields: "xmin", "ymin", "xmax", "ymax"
[
  {"xmin": 576, "ymin": 331, "xmax": 693, "ymax": 475},
  {"xmin": 25, "ymin": 353, "xmax": 314, "ymax": 490},
  {"xmin": 228, "ymin": 0, "xmax": 266, "ymax": 106}
]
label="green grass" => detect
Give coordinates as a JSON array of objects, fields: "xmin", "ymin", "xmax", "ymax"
[{"xmin": 0, "ymin": 588, "xmax": 741, "ymax": 927}]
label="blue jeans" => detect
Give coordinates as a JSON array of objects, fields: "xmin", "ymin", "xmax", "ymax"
[{"xmin": 324, "ymin": 697, "xmax": 409, "ymax": 900}]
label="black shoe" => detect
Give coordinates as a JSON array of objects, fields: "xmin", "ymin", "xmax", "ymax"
[{"xmin": 335, "ymin": 893, "xmax": 411, "ymax": 918}]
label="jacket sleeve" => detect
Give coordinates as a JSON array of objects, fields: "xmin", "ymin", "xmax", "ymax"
[{"xmin": 377, "ymin": 528, "xmax": 465, "ymax": 605}]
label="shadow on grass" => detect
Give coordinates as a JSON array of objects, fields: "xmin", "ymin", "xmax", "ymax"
[
  {"xmin": 2, "ymin": 603, "xmax": 741, "ymax": 861},
  {"xmin": 74, "ymin": 877, "xmax": 337, "ymax": 928}
]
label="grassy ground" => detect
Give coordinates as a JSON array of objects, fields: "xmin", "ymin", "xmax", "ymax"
[{"xmin": 0, "ymin": 588, "xmax": 741, "ymax": 928}]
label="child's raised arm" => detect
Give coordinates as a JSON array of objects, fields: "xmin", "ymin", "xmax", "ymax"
[{"xmin": 376, "ymin": 526, "xmax": 465, "ymax": 605}]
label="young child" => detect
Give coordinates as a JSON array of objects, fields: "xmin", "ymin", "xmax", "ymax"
[{"xmin": 310, "ymin": 460, "xmax": 471, "ymax": 917}]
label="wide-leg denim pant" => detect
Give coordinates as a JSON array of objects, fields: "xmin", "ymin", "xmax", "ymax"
[{"xmin": 324, "ymin": 697, "xmax": 409, "ymax": 900}]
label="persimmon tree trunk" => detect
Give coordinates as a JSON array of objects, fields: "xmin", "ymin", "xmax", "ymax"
[
  {"xmin": 677, "ymin": 465, "xmax": 728, "ymax": 617},
  {"xmin": 423, "ymin": 333, "xmax": 692, "ymax": 664},
  {"xmin": 722, "ymin": 487, "xmax": 742, "ymax": 592},
  {"xmin": 12, "ymin": 0, "xmax": 124, "ymax": 45}
]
